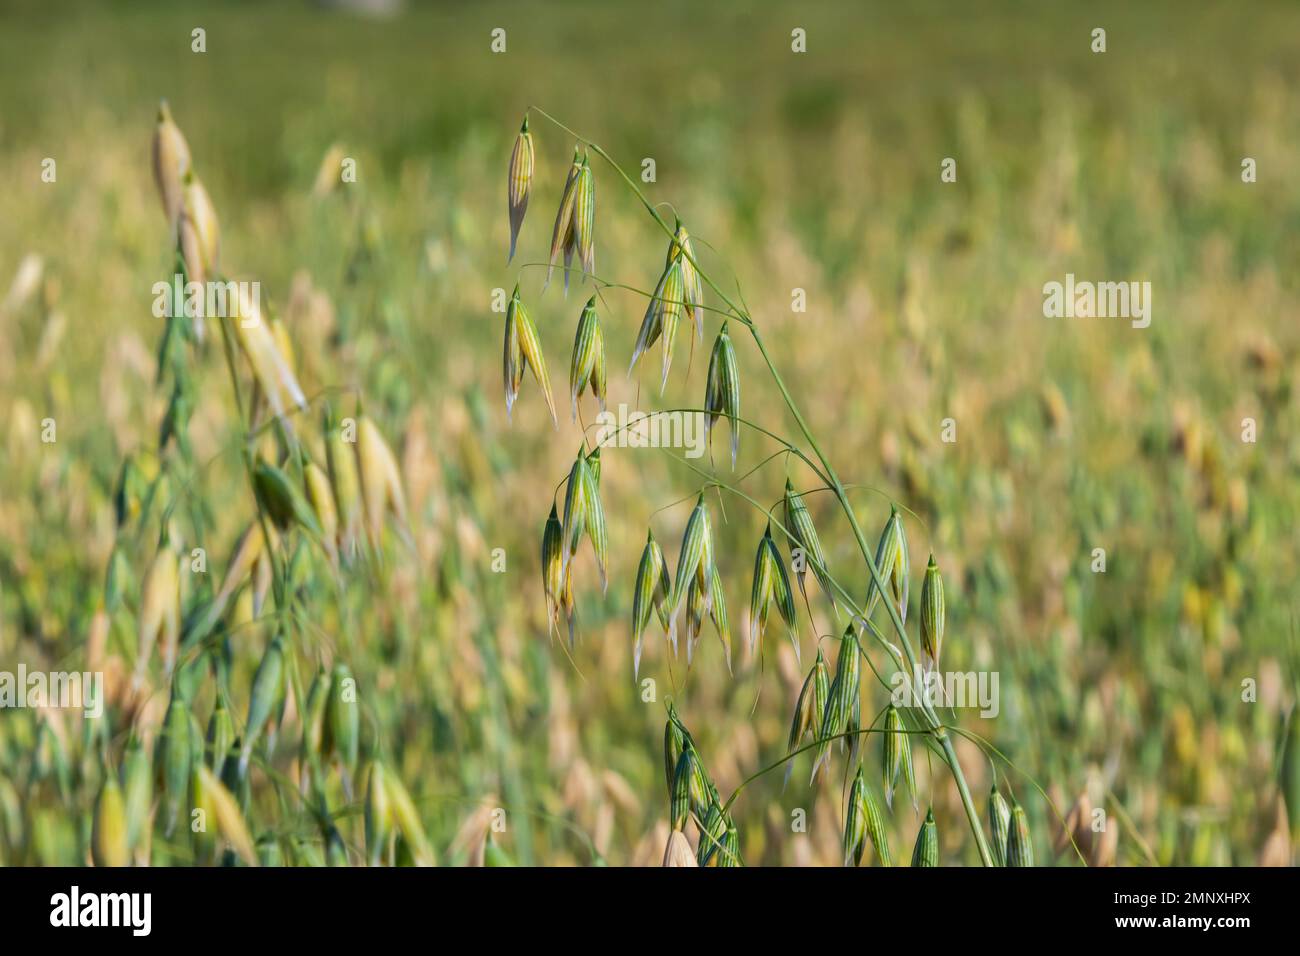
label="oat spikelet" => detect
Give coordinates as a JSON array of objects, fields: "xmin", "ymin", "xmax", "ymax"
[
  {"xmin": 631, "ymin": 530, "xmax": 672, "ymax": 678},
  {"xmin": 704, "ymin": 321, "xmax": 741, "ymax": 468},
  {"xmin": 750, "ymin": 522, "xmax": 799, "ymax": 660},
  {"xmin": 196, "ymin": 765, "xmax": 258, "ymax": 866},
  {"xmin": 568, "ymin": 295, "xmax": 606, "ymax": 420},
  {"xmin": 135, "ymin": 542, "xmax": 180, "ymax": 686},
  {"xmin": 545, "ymin": 147, "xmax": 583, "ymax": 292},
  {"xmin": 662, "ymin": 829, "xmax": 698, "ymax": 867},
  {"xmin": 989, "ymin": 782, "xmax": 1011, "ymax": 866},
  {"xmin": 356, "ymin": 415, "xmax": 410, "ymax": 550},
  {"xmin": 783, "ymin": 478, "xmax": 836, "ymax": 615},
  {"xmin": 505, "ymin": 286, "xmax": 557, "ymax": 426},
  {"xmin": 911, "ymin": 807, "xmax": 938, "ymax": 866},
  {"xmin": 783, "ymin": 647, "xmax": 828, "ymax": 788},
  {"xmin": 506, "ymin": 114, "xmax": 533, "ymax": 264},
  {"xmin": 151, "ymin": 100, "xmax": 192, "ymax": 235},
  {"xmin": 811, "ymin": 626, "xmax": 859, "ymax": 783},
  {"xmin": 920, "ymin": 553, "xmax": 945, "ymax": 672}
]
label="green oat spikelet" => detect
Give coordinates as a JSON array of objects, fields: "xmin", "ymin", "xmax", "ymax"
[
  {"xmin": 506, "ymin": 114, "xmax": 533, "ymax": 264},
  {"xmin": 326, "ymin": 662, "xmax": 361, "ymax": 778},
  {"xmin": 663, "ymin": 701, "xmax": 693, "ymax": 797},
  {"xmin": 546, "ymin": 146, "xmax": 583, "ymax": 293},
  {"xmin": 669, "ymin": 748, "xmax": 697, "ymax": 831},
  {"xmin": 669, "ymin": 494, "xmax": 712, "ymax": 631},
  {"xmin": 364, "ymin": 761, "xmax": 394, "ymax": 866},
  {"xmin": 920, "ymin": 553, "xmax": 945, "ymax": 672},
  {"xmin": 783, "ymin": 479, "xmax": 836, "ymax": 615},
  {"xmin": 668, "ymin": 219, "xmax": 704, "ymax": 340},
  {"xmin": 912, "ymin": 807, "xmax": 938, "ymax": 866},
  {"xmin": 784, "ymin": 647, "xmax": 829, "ymax": 788},
  {"xmin": 989, "ymin": 782, "xmax": 1012, "ymax": 866},
  {"xmin": 572, "ymin": 153, "xmax": 595, "ymax": 280},
  {"xmin": 704, "ymin": 321, "xmax": 741, "ymax": 468},
  {"xmin": 1007, "ymin": 800, "xmax": 1034, "ymax": 867},
  {"xmin": 253, "ymin": 458, "xmax": 322, "ymax": 538},
  {"xmin": 863, "ymin": 780, "xmax": 893, "ymax": 866},
  {"xmin": 708, "ymin": 565, "xmax": 732, "ymax": 674},
  {"xmin": 749, "ymin": 522, "xmax": 799, "ymax": 660},
  {"xmin": 716, "ymin": 821, "xmax": 742, "ymax": 867},
  {"xmin": 864, "ymin": 506, "xmax": 907, "ymax": 624},
  {"xmin": 569, "ymin": 296, "xmax": 606, "ymax": 420},
  {"xmin": 122, "ymin": 735, "xmax": 152, "ymax": 855},
  {"xmin": 883, "ymin": 704, "xmax": 917, "ymax": 813},
  {"xmin": 541, "ymin": 504, "xmax": 565, "ymax": 641},
  {"xmin": 631, "ymin": 530, "xmax": 673, "ymax": 677},
  {"xmin": 559, "ymin": 447, "xmax": 607, "ymax": 593},
  {"xmin": 504, "ymin": 285, "xmax": 557, "ymax": 426},
  {"xmin": 844, "ymin": 768, "xmax": 870, "ymax": 866},
  {"xmin": 156, "ymin": 689, "xmax": 192, "ymax": 837},
  {"xmin": 239, "ymin": 632, "xmax": 286, "ymax": 777},
  {"xmin": 697, "ymin": 802, "xmax": 727, "ymax": 866},
  {"xmin": 629, "ymin": 256, "xmax": 686, "ymax": 393},
  {"xmin": 812, "ymin": 626, "xmax": 860, "ymax": 783}
]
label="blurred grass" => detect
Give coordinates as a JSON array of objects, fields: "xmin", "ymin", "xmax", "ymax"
[{"xmin": 2, "ymin": 0, "xmax": 1300, "ymax": 865}]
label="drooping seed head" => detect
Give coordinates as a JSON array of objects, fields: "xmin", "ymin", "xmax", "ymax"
[
  {"xmin": 844, "ymin": 767, "xmax": 869, "ymax": 867},
  {"xmin": 122, "ymin": 735, "xmax": 152, "ymax": 853},
  {"xmin": 632, "ymin": 530, "xmax": 672, "ymax": 678},
  {"xmin": 783, "ymin": 478, "xmax": 836, "ymax": 613},
  {"xmin": 364, "ymin": 761, "xmax": 394, "ymax": 866},
  {"xmin": 878, "ymin": 702, "xmax": 920, "ymax": 816},
  {"xmin": 155, "ymin": 689, "xmax": 192, "ymax": 837},
  {"xmin": 704, "ymin": 321, "xmax": 741, "ymax": 468},
  {"xmin": 253, "ymin": 458, "xmax": 322, "ymax": 538},
  {"xmin": 546, "ymin": 146, "xmax": 583, "ymax": 292},
  {"xmin": 750, "ymin": 522, "xmax": 799, "ymax": 660},
  {"xmin": 629, "ymin": 257, "xmax": 686, "ymax": 393},
  {"xmin": 325, "ymin": 409, "xmax": 363, "ymax": 562},
  {"xmin": 989, "ymin": 782, "xmax": 1011, "ymax": 866},
  {"xmin": 505, "ymin": 286, "xmax": 557, "ymax": 426},
  {"xmin": 239, "ymin": 632, "xmax": 286, "ymax": 777},
  {"xmin": 383, "ymin": 767, "xmax": 436, "ymax": 866},
  {"xmin": 667, "ymin": 219, "xmax": 704, "ymax": 338},
  {"xmin": 506, "ymin": 114, "xmax": 534, "ymax": 264},
  {"xmin": 697, "ymin": 802, "xmax": 727, "ymax": 866},
  {"xmin": 669, "ymin": 495, "xmax": 713, "ymax": 645},
  {"xmin": 865, "ymin": 506, "xmax": 907, "ymax": 624},
  {"xmin": 151, "ymin": 100, "xmax": 192, "ymax": 235},
  {"xmin": 136, "ymin": 542, "xmax": 180, "ymax": 685},
  {"xmin": 571, "ymin": 153, "xmax": 596, "ymax": 279},
  {"xmin": 356, "ymin": 414, "xmax": 410, "ymax": 548},
  {"xmin": 1006, "ymin": 800, "xmax": 1034, "ymax": 867},
  {"xmin": 920, "ymin": 553, "xmax": 945, "ymax": 671},
  {"xmin": 569, "ymin": 296, "xmax": 606, "ymax": 420},
  {"xmin": 196, "ymin": 764, "xmax": 258, "ymax": 865},
  {"xmin": 662, "ymin": 829, "xmax": 698, "ymax": 867},
  {"xmin": 92, "ymin": 769, "xmax": 129, "ymax": 867},
  {"xmin": 206, "ymin": 693, "xmax": 236, "ymax": 781},
  {"xmin": 541, "ymin": 504, "xmax": 565, "ymax": 640},
  {"xmin": 911, "ymin": 807, "xmax": 938, "ymax": 866},
  {"xmin": 811, "ymin": 626, "xmax": 860, "ymax": 783},
  {"xmin": 325, "ymin": 661, "xmax": 360, "ymax": 774},
  {"xmin": 708, "ymin": 566, "xmax": 732, "ymax": 674}
]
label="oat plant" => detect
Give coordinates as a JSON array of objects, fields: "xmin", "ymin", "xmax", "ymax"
[{"xmin": 499, "ymin": 108, "xmax": 1001, "ymax": 866}]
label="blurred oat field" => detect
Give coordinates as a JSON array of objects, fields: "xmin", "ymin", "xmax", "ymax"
[{"xmin": 2, "ymin": 0, "xmax": 1300, "ymax": 866}]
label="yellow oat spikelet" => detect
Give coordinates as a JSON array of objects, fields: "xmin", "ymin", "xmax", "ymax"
[
  {"xmin": 356, "ymin": 415, "xmax": 410, "ymax": 550},
  {"xmin": 151, "ymin": 100, "xmax": 192, "ymax": 234},
  {"xmin": 135, "ymin": 543, "xmax": 180, "ymax": 686}
]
